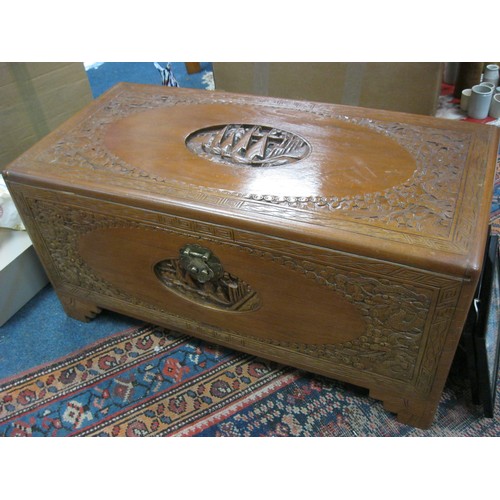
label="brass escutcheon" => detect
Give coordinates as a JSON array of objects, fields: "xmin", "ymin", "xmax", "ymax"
[{"xmin": 179, "ymin": 244, "xmax": 224, "ymax": 284}]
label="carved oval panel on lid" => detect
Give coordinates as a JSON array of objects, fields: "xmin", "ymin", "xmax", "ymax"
[
  {"xmin": 185, "ymin": 124, "xmax": 311, "ymax": 167},
  {"xmin": 102, "ymin": 103, "xmax": 417, "ymax": 199}
]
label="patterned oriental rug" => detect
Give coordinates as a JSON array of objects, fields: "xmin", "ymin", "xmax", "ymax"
[
  {"xmin": 1, "ymin": 86, "xmax": 499, "ymax": 438},
  {"xmin": 1, "ymin": 304, "xmax": 499, "ymax": 437}
]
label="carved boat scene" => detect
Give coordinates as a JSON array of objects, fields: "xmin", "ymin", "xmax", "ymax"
[
  {"xmin": 154, "ymin": 258, "xmax": 261, "ymax": 312},
  {"xmin": 186, "ymin": 124, "xmax": 311, "ymax": 167}
]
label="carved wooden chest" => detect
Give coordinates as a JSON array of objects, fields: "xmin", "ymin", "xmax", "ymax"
[{"xmin": 3, "ymin": 83, "xmax": 499, "ymax": 429}]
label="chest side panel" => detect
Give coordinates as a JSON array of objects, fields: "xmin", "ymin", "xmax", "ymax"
[{"xmin": 10, "ymin": 183, "xmax": 464, "ymax": 396}]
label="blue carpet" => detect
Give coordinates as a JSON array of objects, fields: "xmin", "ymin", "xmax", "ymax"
[
  {"xmin": 85, "ymin": 62, "xmax": 214, "ymax": 98},
  {"xmin": 0, "ymin": 285, "xmax": 142, "ymax": 379}
]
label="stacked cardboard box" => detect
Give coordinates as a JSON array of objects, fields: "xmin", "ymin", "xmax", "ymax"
[{"xmin": 213, "ymin": 62, "xmax": 443, "ymax": 116}]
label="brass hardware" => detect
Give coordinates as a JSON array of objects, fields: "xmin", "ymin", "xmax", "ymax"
[
  {"xmin": 154, "ymin": 245, "xmax": 261, "ymax": 312},
  {"xmin": 179, "ymin": 244, "xmax": 224, "ymax": 284}
]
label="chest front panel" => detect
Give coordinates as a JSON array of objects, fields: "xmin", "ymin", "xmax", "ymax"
[{"xmin": 11, "ymin": 184, "xmax": 463, "ymax": 398}]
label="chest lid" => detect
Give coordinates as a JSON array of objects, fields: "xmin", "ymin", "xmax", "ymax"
[{"xmin": 3, "ymin": 83, "xmax": 499, "ymax": 278}]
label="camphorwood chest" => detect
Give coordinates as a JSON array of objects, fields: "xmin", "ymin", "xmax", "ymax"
[{"xmin": 3, "ymin": 83, "xmax": 499, "ymax": 429}]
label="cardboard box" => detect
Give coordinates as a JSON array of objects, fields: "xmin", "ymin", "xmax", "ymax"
[
  {"xmin": 213, "ymin": 62, "xmax": 443, "ymax": 116},
  {"xmin": 0, "ymin": 229, "xmax": 48, "ymax": 326},
  {"xmin": 0, "ymin": 62, "xmax": 93, "ymax": 169}
]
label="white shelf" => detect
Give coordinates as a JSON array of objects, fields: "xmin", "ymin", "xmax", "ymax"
[
  {"xmin": 0, "ymin": 229, "xmax": 48, "ymax": 326},
  {"xmin": 0, "ymin": 229, "xmax": 33, "ymax": 271}
]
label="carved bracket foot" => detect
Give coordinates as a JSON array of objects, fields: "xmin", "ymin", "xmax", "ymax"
[
  {"xmin": 59, "ymin": 294, "xmax": 102, "ymax": 322},
  {"xmin": 369, "ymin": 389, "xmax": 438, "ymax": 430}
]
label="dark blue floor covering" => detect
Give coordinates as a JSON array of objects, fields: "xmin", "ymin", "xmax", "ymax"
[
  {"xmin": 86, "ymin": 62, "xmax": 213, "ymax": 98},
  {"xmin": 0, "ymin": 285, "xmax": 142, "ymax": 379}
]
